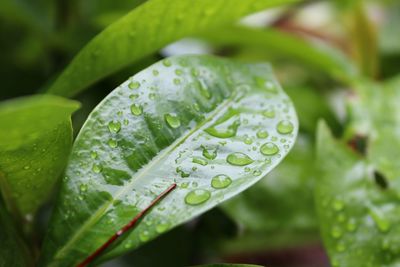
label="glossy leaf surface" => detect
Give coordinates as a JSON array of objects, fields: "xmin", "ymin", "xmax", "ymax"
[
  {"xmin": 0, "ymin": 95, "xmax": 79, "ymax": 217},
  {"xmin": 40, "ymin": 55, "xmax": 298, "ymax": 266},
  {"xmin": 46, "ymin": 0, "xmax": 299, "ymax": 97},
  {"xmin": 315, "ymin": 121, "xmax": 400, "ymax": 267},
  {"xmin": 221, "ymin": 134, "xmax": 318, "ymax": 253}
]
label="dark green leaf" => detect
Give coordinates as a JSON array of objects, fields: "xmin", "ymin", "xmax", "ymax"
[
  {"xmin": 315, "ymin": 121, "xmax": 400, "ymax": 267},
  {"xmin": 0, "ymin": 195, "xmax": 32, "ymax": 267},
  {"xmin": 201, "ymin": 26, "xmax": 359, "ymax": 83},
  {"xmin": 0, "ymin": 95, "xmax": 80, "ymax": 217},
  {"xmin": 46, "ymin": 0, "xmax": 299, "ymax": 97},
  {"xmin": 40, "ymin": 55, "xmax": 298, "ymax": 266}
]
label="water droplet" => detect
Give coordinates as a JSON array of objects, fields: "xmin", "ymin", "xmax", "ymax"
[
  {"xmin": 92, "ymin": 164, "xmax": 102, "ymax": 173},
  {"xmin": 211, "ymin": 174, "xmax": 232, "ymax": 189},
  {"xmin": 253, "ymin": 169, "xmax": 261, "ymax": 176},
  {"xmin": 260, "ymin": 142, "xmax": 279, "ymax": 156},
  {"xmin": 256, "ymin": 130, "xmax": 268, "ymax": 139},
  {"xmin": 333, "ymin": 199, "xmax": 345, "ymax": 211},
  {"xmin": 23, "ymin": 165, "xmax": 30, "ymax": 170},
  {"xmin": 191, "ymin": 68, "xmax": 199, "ymax": 77},
  {"xmin": 164, "ymin": 113, "xmax": 181, "ymax": 128},
  {"xmin": 262, "ymin": 109, "xmax": 275, "ymax": 118},
  {"xmin": 149, "ymin": 93, "xmax": 156, "ymax": 100},
  {"xmin": 156, "ymin": 221, "xmax": 170, "ymax": 233},
  {"xmin": 202, "ymin": 146, "xmax": 217, "ymax": 160},
  {"xmin": 192, "ymin": 157, "xmax": 208, "ymax": 166},
  {"xmin": 205, "ymin": 112, "xmax": 240, "ymax": 138},
  {"xmin": 244, "ymin": 137, "xmax": 253, "ymax": 145},
  {"xmin": 180, "ymin": 182, "xmax": 189, "ymax": 188},
  {"xmin": 129, "ymin": 94, "xmax": 139, "ymax": 100},
  {"xmin": 80, "ymin": 184, "xmax": 88, "ymax": 192},
  {"xmin": 173, "ymin": 78, "xmax": 181, "ymax": 85},
  {"xmin": 331, "ymin": 226, "xmax": 343, "ymax": 239},
  {"xmin": 152, "ymin": 69, "xmax": 159, "ymax": 76},
  {"xmin": 128, "ymin": 81, "xmax": 140, "ymax": 89},
  {"xmin": 108, "ymin": 139, "xmax": 118, "ymax": 148},
  {"xmin": 277, "ymin": 120, "xmax": 294, "ymax": 134},
  {"xmin": 226, "ymin": 152, "xmax": 254, "ymax": 166},
  {"xmin": 175, "ymin": 69, "xmax": 183, "ymax": 76},
  {"xmin": 139, "ymin": 230, "xmax": 150, "ymax": 242},
  {"xmin": 162, "ymin": 59, "xmax": 172, "ymax": 67},
  {"xmin": 255, "ymin": 77, "xmax": 277, "ymax": 93},
  {"xmin": 130, "ymin": 104, "xmax": 143, "ymax": 116},
  {"xmin": 176, "ymin": 167, "xmax": 189, "ymax": 178},
  {"xmin": 369, "ymin": 207, "xmax": 391, "ymax": 233},
  {"xmin": 185, "ymin": 189, "xmax": 211, "ymax": 205},
  {"xmin": 336, "ymin": 242, "xmax": 346, "ymax": 252},
  {"xmin": 90, "ymin": 151, "xmax": 98, "ymax": 159},
  {"xmin": 108, "ymin": 121, "xmax": 121, "ymax": 133},
  {"xmin": 346, "ymin": 218, "xmax": 357, "ymax": 232}
]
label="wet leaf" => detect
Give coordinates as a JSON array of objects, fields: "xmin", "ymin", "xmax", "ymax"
[
  {"xmin": 315, "ymin": 121, "xmax": 400, "ymax": 267},
  {"xmin": 0, "ymin": 95, "xmax": 80, "ymax": 218},
  {"xmin": 40, "ymin": 55, "xmax": 298, "ymax": 266}
]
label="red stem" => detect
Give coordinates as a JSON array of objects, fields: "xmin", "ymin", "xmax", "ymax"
[{"xmin": 76, "ymin": 183, "xmax": 177, "ymax": 267}]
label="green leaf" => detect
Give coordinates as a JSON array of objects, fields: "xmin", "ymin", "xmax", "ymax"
[
  {"xmin": 0, "ymin": 195, "xmax": 32, "ymax": 267},
  {"xmin": 191, "ymin": 264, "xmax": 263, "ymax": 267},
  {"xmin": 0, "ymin": 95, "xmax": 80, "ymax": 218},
  {"xmin": 315, "ymin": 121, "xmax": 400, "ymax": 267},
  {"xmin": 40, "ymin": 55, "xmax": 298, "ymax": 266},
  {"xmin": 45, "ymin": 0, "xmax": 299, "ymax": 97},
  {"xmin": 220, "ymin": 134, "xmax": 318, "ymax": 253},
  {"xmin": 201, "ymin": 26, "xmax": 359, "ymax": 83}
]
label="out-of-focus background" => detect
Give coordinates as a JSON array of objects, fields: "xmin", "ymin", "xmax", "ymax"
[{"xmin": 1, "ymin": 0, "xmax": 399, "ymax": 266}]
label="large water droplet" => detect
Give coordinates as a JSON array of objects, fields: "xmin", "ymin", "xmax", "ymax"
[
  {"xmin": 108, "ymin": 121, "xmax": 121, "ymax": 133},
  {"xmin": 277, "ymin": 120, "xmax": 294, "ymax": 134},
  {"xmin": 202, "ymin": 146, "xmax": 217, "ymax": 160},
  {"xmin": 164, "ymin": 113, "xmax": 181, "ymax": 128},
  {"xmin": 192, "ymin": 157, "xmax": 208, "ymax": 166},
  {"xmin": 185, "ymin": 189, "xmax": 211, "ymax": 205},
  {"xmin": 226, "ymin": 152, "xmax": 254, "ymax": 166},
  {"xmin": 128, "ymin": 81, "xmax": 140, "ymax": 89},
  {"xmin": 205, "ymin": 109, "xmax": 240, "ymax": 138},
  {"xmin": 130, "ymin": 104, "xmax": 143, "ymax": 116},
  {"xmin": 211, "ymin": 174, "xmax": 232, "ymax": 189},
  {"xmin": 260, "ymin": 142, "xmax": 279, "ymax": 156}
]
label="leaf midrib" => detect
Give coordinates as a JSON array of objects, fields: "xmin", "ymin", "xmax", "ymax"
[{"xmin": 53, "ymin": 93, "xmax": 239, "ymax": 265}]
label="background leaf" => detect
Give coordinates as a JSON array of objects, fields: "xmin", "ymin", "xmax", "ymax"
[
  {"xmin": 45, "ymin": 0, "xmax": 299, "ymax": 97},
  {"xmin": 39, "ymin": 55, "xmax": 298, "ymax": 267},
  {"xmin": 0, "ymin": 195, "xmax": 32, "ymax": 267},
  {"xmin": 0, "ymin": 95, "xmax": 80, "ymax": 218},
  {"xmin": 315, "ymin": 121, "xmax": 400, "ymax": 267}
]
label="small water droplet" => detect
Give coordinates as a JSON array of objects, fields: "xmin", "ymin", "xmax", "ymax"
[
  {"xmin": 260, "ymin": 142, "xmax": 279, "ymax": 155},
  {"xmin": 152, "ymin": 69, "xmax": 159, "ymax": 76},
  {"xmin": 346, "ymin": 218, "xmax": 357, "ymax": 232},
  {"xmin": 369, "ymin": 207, "xmax": 391, "ymax": 233},
  {"xmin": 90, "ymin": 151, "xmax": 98, "ymax": 159},
  {"xmin": 211, "ymin": 174, "xmax": 232, "ymax": 189},
  {"xmin": 108, "ymin": 121, "xmax": 121, "ymax": 133},
  {"xmin": 262, "ymin": 109, "xmax": 275, "ymax": 118},
  {"xmin": 92, "ymin": 164, "xmax": 102, "ymax": 173},
  {"xmin": 192, "ymin": 157, "xmax": 208, "ymax": 166},
  {"xmin": 156, "ymin": 221, "xmax": 170, "ymax": 233},
  {"xmin": 176, "ymin": 167, "xmax": 190, "ymax": 178},
  {"xmin": 244, "ymin": 137, "xmax": 253, "ymax": 145},
  {"xmin": 226, "ymin": 152, "xmax": 254, "ymax": 166},
  {"xmin": 149, "ymin": 93, "xmax": 156, "ymax": 100},
  {"xmin": 333, "ymin": 199, "xmax": 345, "ymax": 211},
  {"xmin": 130, "ymin": 104, "xmax": 143, "ymax": 116},
  {"xmin": 331, "ymin": 226, "xmax": 343, "ymax": 239},
  {"xmin": 23, "ymin": 165, "xmax": 30, "ymax": 170},
  {"xmin": 108, "ymin": 139, "xmax": 118, "ymax": 148},
  {"xmin": 191, "ymin": 68, "xmax": 199, "ymax": 77},
  {"xmin": 175, "ymin": 69, "xmax": 183, "ymax": 76},
  {"xmin": 277, "ymin": 120, "xmax": 294, "ymax": 134},
  {"xmin": 173, "ymin": 78, "xmax": 181, "ymax": 85},
  {"xmin": 180, "ymin": 182, "xmax": 189, "ymax": 188},
  {"xmin": 256, "ymin": 130, "xmax": 268, "ymax": 139},
  {"xmin": 80, "ymin": 184, "xmax": 88, "ymax": 192},
  {"xmin": 165, "ymin": 113, "xmax": 181, "ymax": 128},
  {"xmin": 139, "ymin": 230, "xmax": 150, "ymax": 242},
  {"xmin": 162, "ymin": 59, "xmax": 172, "ymax": 67},
  {"xmin": 253, "ymin": 169, "xmax": 261, "ymax": 176},
  {"xmin": 185, "ymin": 189, "xmax": 211, "ymax": 205},
  {"xmin": 128, "ymin": 81, "xmax": 140, "ymax": 89},
  {"xmin": 202, "ymin": 146, "xmax": 217, "ymax": 160}
]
